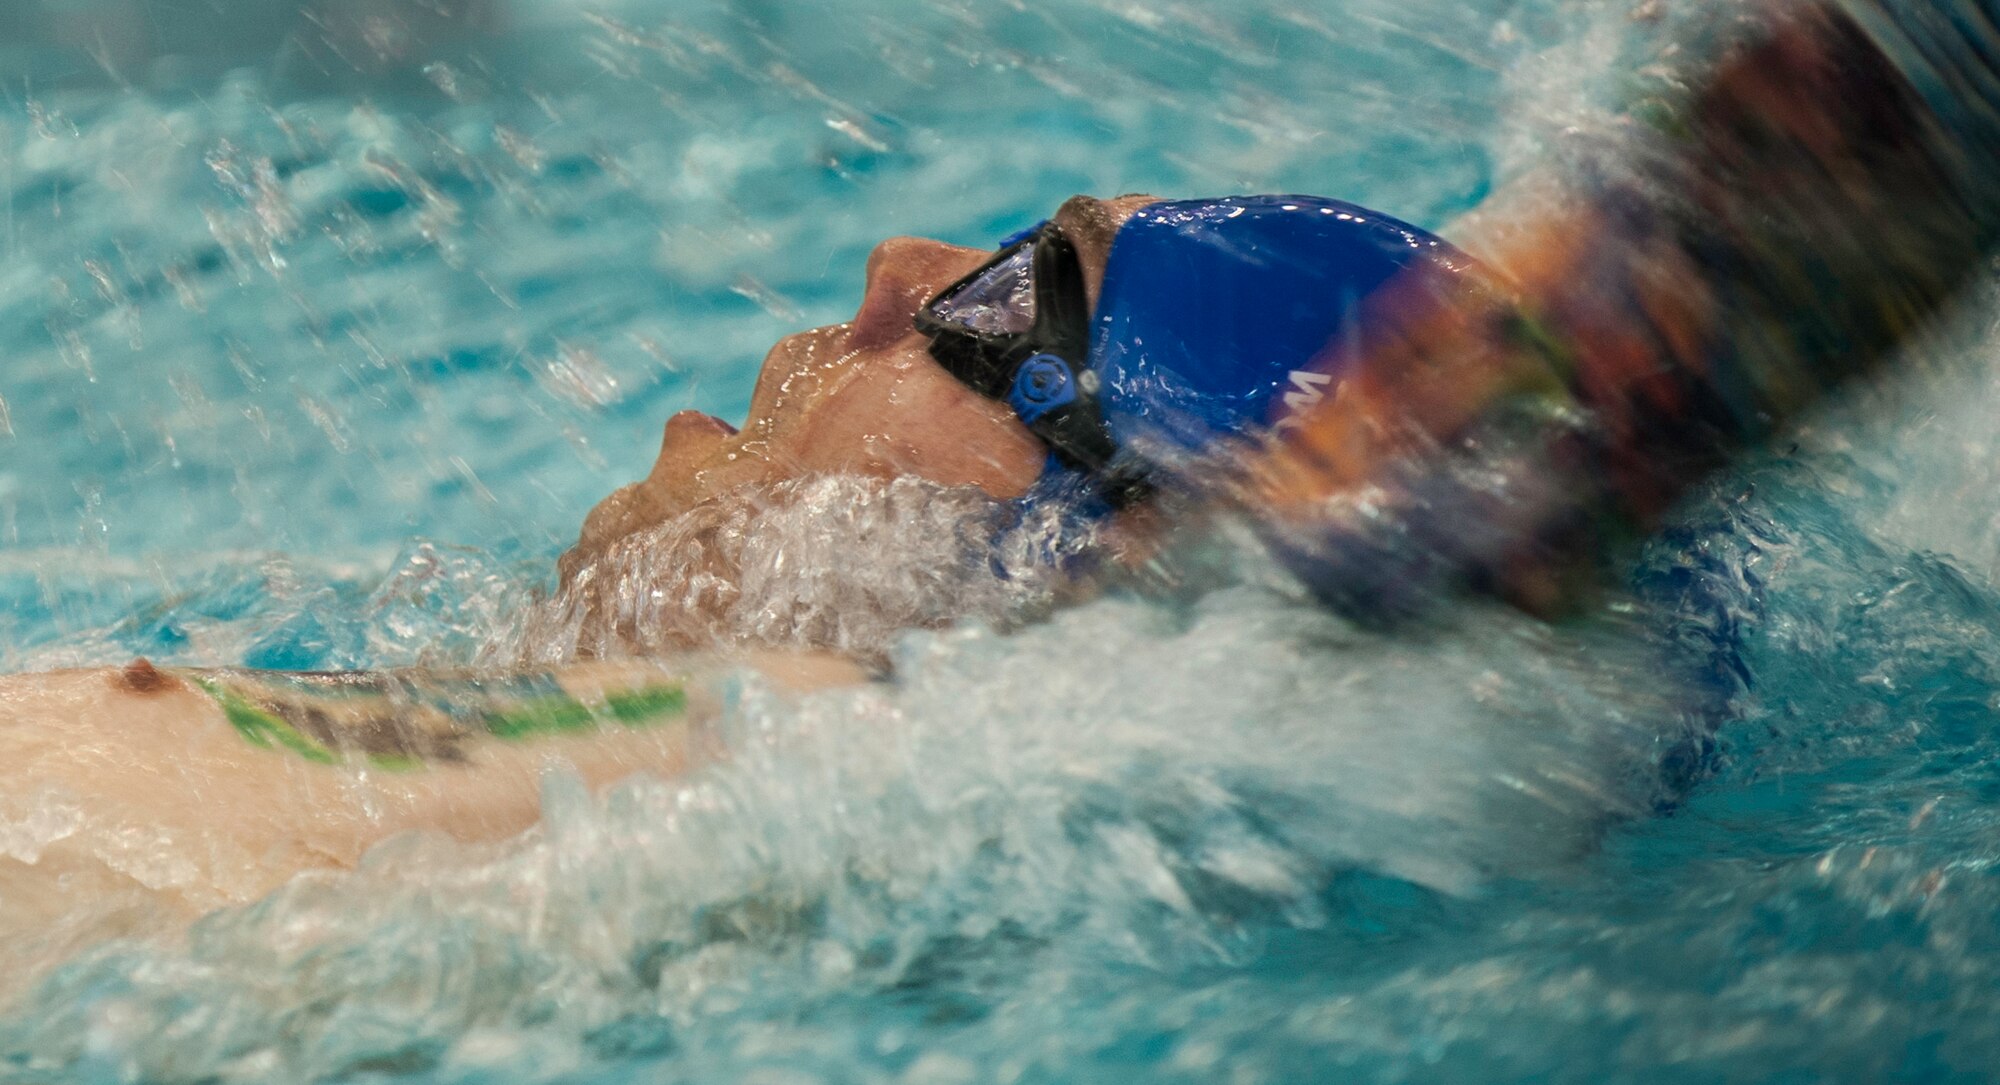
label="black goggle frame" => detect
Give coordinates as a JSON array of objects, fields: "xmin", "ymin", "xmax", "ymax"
[{"xmin": 913, "ymin": 224, "xmax": 1149, "ymax": 507}]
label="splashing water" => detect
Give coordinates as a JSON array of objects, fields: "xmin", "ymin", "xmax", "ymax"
[
  {"xmin": 4, "ymin": 0, "xmax": 2000, "ymax": 1082},
  {"xmin": 3, "ymin": 577, "xmax": 1697, "ymax": 1083},
  {"xmin": 512, "ymin": 474, "xmax": 1093, "ymax": 663}
]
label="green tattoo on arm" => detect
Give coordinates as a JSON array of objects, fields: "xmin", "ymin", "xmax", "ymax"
[{"xmin": 184, "ymin": 668, "xmax": 690, "ymax": 770}]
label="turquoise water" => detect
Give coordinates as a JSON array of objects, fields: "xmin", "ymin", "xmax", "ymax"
[{"xmin": 5, "ymin": 0, "xmax": 2000, "ymax": 1081}]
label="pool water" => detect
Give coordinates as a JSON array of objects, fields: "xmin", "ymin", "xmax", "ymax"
[{"xmin": 4, "ymin": 0, "xmax": 2000, "ymax": 1081}]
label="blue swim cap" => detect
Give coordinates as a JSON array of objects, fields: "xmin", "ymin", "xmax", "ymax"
[
  {"xmin": 917, "ymin": 193, "xmax": 1477, "ymax": 509},
  {"xmin": 1088, "ymin": 194, "xmax": 1473, "ymax": 458}
]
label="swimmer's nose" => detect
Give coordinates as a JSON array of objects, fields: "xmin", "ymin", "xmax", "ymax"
[
  {"xmin": 662, "ymin": 410, "xmax": 736, "ymax": 441},
  {"xmin": 848, "ymin": 236, "xmax": 986, "ymax": 351}
]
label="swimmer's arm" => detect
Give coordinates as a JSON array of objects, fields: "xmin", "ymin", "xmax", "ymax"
[
  {"xmin": 0, "ymin": 653, "xmax": 866, "ymax": 906},
  {"xmin": 168, "ymin": 661, "xmax": 720, "ymax": 771},
  {"xmin": 146, "ymin": 651, "xmax": 865, "ymax": 772},
  {"xmin": 1253, "ymin": 0, "xmax": 2000, "ymax": 618}
]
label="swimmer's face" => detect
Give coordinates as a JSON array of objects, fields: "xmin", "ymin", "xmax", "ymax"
[{"xmin": 568, "ymin": 194, "xmax": 1156, "ymax": 562}]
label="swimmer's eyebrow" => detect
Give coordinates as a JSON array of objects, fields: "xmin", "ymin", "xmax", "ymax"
[
  {"xmin": 1049, "ymin": 194, "xmax": 1155, "ymax": 308},
  {"xmin": 1050, "ymin": 196, "xmax": 1119, "ymax": 258}
]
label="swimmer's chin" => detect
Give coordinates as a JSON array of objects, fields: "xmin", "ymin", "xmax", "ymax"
[
  {"xmin": 547, "ymin": 481, "xmax": 755, "ymax": 658},
  {"xmin": 529, "ymin": 474, "xmax": 1050, "ymax": 665}
]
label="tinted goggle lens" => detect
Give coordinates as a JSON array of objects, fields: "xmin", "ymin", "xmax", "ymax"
[{"xmin": 921, "ymin": 236, "xmax": 1038, "ymax": 337}]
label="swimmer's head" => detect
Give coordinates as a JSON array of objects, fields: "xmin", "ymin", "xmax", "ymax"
[
  {"xmin": 916, "ymin": 194, "xmax": 1475, "ymax": 509},
  {"xmin": 557, "ymin": 192, "xmax": 1478, "ymax": 652},
  {"xmin": 564, "ymin": 195, "xmax": 1142, "ymax": 578}
]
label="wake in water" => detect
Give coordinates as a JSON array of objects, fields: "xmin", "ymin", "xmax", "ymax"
[
  {"xmin": 16, "ymin": 309, "xmax": 2000, "ymax": 1082},
  {"xmin": 0, "ymin": 537, "xmax": 1702, "ymax": 1081}
]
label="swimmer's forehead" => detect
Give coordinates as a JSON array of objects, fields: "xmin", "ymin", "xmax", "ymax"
[{"xmin": 1048, "ymin": 193, "xmax": 1158, "ymax": 306}]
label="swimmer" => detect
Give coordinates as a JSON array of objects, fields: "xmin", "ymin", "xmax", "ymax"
[{"xmin": 3, "ymin": 0, "xmax": 1998, "ymax": 996}]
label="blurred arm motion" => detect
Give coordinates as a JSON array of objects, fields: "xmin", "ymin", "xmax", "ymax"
[{"xmin": 1254, "ymin": 0, "xmax": 2000, "ymax": 618}]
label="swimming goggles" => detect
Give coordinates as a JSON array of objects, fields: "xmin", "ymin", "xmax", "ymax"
[{"xmin": 913, "ymin": 222, "xmax": 1151, "ymax": 507}]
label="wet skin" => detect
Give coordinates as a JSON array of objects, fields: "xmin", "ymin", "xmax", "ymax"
[
  {"xmin": 1, "ymin": 0, "xmax": 1982, "ymax": 1003},
  {"xmin": 0, "ymin": 197, "xmax": 1157, "ymax": 998},
  {"xmin": 560, "ymin": 194, "xmax": 1159, "ymax": 581}
]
